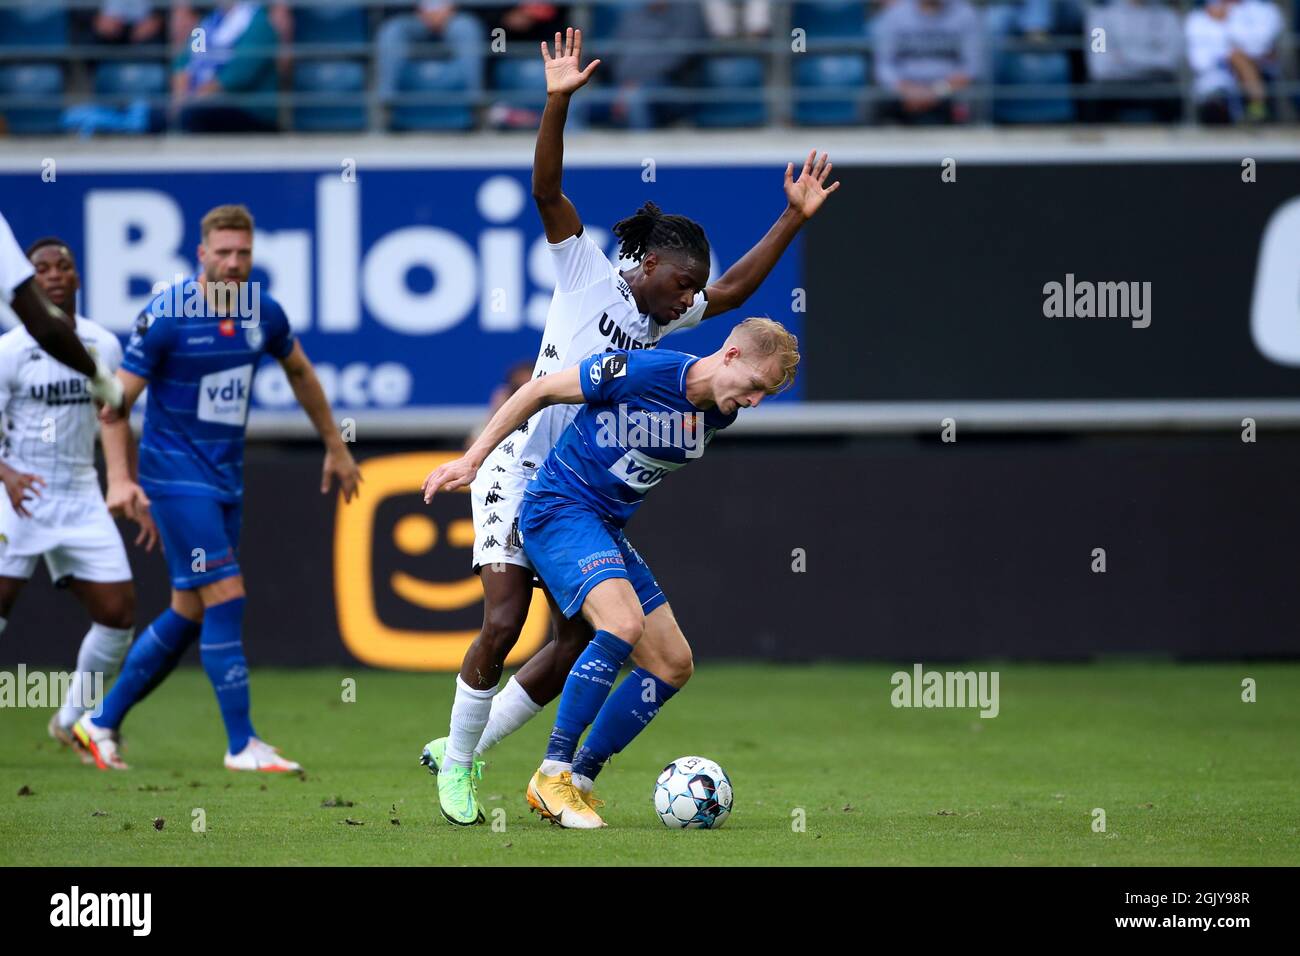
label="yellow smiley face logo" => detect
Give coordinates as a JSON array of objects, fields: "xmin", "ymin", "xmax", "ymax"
[{"xmin": 334, "ymin": 451, "xmax": 549, "ymax": 670}]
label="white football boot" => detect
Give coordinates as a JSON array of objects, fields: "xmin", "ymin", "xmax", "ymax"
[
  {"xmin": 224, "ymin": 738, "xmax": 302, "ymax": 773},
  {"xmin": 72, "ymin": 716, "xmax": 129, "ymax": 770}
]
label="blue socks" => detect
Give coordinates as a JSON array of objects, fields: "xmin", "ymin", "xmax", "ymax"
[
  {"xmin": 573, "ymin": 668, "xmax": 677, "ymax": 782},
  {"xmin": 94, "ymin": 609, "xmax": 201, "ymax": 730},
  {"xmin": 199, "ymin": 597, "xmax": 256, "ymax": 755},
  {"xmin": 544, "ymin": 630, "xmax": 633, "ymax": 764}
]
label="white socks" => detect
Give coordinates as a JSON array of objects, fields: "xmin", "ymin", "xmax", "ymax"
[
  {"xmin": 57, "ymin": 623, "xmax": 133, "ymax": 728},
  {"xmin": 443, "ymin": 676, "xmax": 497, "ymax": 770},
  {"xmin": 476, "ymin": 675, "xmax": 543, "ymax": 755}
]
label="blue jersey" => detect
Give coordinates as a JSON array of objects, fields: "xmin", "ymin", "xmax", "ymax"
[
  {"xmin": 121, "ymin": 277, "xmax": 294, "ymax": 502},
  {"xmin": 525, "ymin": 349, "xmax": 737, "ymax": 526}
]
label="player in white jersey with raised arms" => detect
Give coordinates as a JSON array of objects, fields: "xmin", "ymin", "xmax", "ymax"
[
  {"xmin": 0, "ymin": 237, "xmax": 156, "ymax": 758},
  {"xmin": 420, "ymin": 26, "xmax": 841, "ymax": 825}
]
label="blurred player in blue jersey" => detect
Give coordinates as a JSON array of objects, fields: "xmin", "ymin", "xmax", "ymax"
[
  {"xmin": 74, "ymin": 204, "xmax": 361, "ymax": 772},
  {"xmin": 424, "ymin": 317, "xmax": 798, "ymax": 826}
]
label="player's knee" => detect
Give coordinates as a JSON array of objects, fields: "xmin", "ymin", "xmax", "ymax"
[
  {"xmin": 602, "ymin": 610, "xmax": 645, "ymax": 647},
  {"xmin": 478, "ymin": 598, "xmax": 530, "ymax": 658},
  {"xmin": 662, "ymin": 646, "xmax": 694, "ymax": 687},
  {"xmin": 170, "ymin": 590, "xmax": 204, "ymax": 622},
  {"xmin": 94, "ymin": 591, "xmax": 135, "ymax": 630}
]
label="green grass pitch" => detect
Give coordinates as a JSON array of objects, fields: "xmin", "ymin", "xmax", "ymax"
[{"xmin": 1, "ymin": 663, "xmax": 1296, "ymax": 866}]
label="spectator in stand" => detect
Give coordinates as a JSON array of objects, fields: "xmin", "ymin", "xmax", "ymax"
[
  {"xmin": 171, "ymin": 1, "xmax": 280, "ymax": 132},
  {"xmin": 92, "ymin": 0, "xmax": 165, "ymax": 44},
  {"xmin": 608, "ymin": 0, "xmax": 707, "ymax": 129},
  {"xmin": 482, "ymin": 3, "xmax": 570, "ymax": 128},
  {"xmin": 486, "ymin": 3, "xmax": 569, "ymax": 41},
  {"xmin": 874, "ymin": 0, "xmax": 982, "ymax": 124},
  {"xmin": 703, "ymin": 0, "xmax": 773, "ymax": 38},
  {"xmin": 374, "ymin": 2, "xmax": 486, "ymax": 105},
  {"xmin": 1185, "ymin": 0, "xmax": 1283, "ymax": 123},
  {"xmin": 1084, "ymin": 0, "xmax": 1183, "ymax": 121}
]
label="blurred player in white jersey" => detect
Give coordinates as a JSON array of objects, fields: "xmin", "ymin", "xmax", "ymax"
[
  {"xmin": 0, "ymin": 211, "xmax": 123, "ymax": 411},
  {"xmin": 420, "ymin": 26, "xmax": 840, "ymax": 825},
  {"xmin": 0, "ymin": 237, "xmax": 157, "ymax": 759}
]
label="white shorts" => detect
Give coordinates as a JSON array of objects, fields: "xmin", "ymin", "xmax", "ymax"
[
  {"xmin": 469, "ymin": 456, "xmax": 532, "ymax": 572},
  {"xmin": 0, "ymin": 492, "xmax": 131, "ymax": 584}
]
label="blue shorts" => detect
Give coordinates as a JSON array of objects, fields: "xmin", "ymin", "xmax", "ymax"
[
  {"xmin": 150, "ymin": 496, "xmax": 243, "ymax": 590},
  {"xmin": 520, "ymin": 494, "xmax": 666, "ymax": 620}
]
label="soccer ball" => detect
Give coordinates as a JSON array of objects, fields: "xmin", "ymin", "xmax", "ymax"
[{"xmin": 653, "ymin": 756, "xmax": 733, "ymax": 829}]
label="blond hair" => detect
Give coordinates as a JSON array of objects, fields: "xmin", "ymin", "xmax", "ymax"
[
  {"xmin": 728, "ymin": 317, "xmax": 800, "ymax": 394},
  {"xmin": 200, "ymin": 204, "xmax": 255, "ymax": 241}
]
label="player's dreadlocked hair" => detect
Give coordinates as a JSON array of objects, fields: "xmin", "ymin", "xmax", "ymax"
[{"xmin": 612, "ymin": 201, "xmax": 710, "ymax": 266}]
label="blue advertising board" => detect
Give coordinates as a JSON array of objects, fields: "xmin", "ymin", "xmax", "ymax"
[{"xmin": 0, "ymin": 164, "xmax": 805, "ymax": 410}]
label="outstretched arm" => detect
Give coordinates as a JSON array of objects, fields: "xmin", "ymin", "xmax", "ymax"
[
  {"xmin": 278, "ymin": 340, "xmax": 362, "ymax": 503},
  {"xmin": 533, "ymin": 27, "xmax": 600, "ymax": 243},
  {"xmin": 423, "ymin": 367, "xmax": 584, "ymax": 500},
  {"xmin": 703, "ymin": 150, "xmax": 841, "ymax": 320},
  {"xmin": 9, "ymin": 280, "xmax": 94, "ymax": 376}
]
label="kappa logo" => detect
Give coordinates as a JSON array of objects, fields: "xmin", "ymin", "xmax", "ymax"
[
  {"xmin": 516, "ymin": 420, "xmax": 529, "ymax": 434},
  {"xmin": 501, "ymin": 441, "xmax": 515, "ymax": 456},
  {"xmin": 543, "ymin": 343, "xmax": 559, "ymax": 360},
  {"xmin": 482, "ymin": 535, "xmax": 500, "ymax": 549},
  {"xmin": 484, "ymin": 513, "xmax": 502, "ymax": 525},
  {"xmin": 484, "ymin": 491, "xmax": 503, "ymax": 504},
  {"xmin": 223, "ymin": 663, "xmax": 248, "ymax": 683},
  {"xmin": 491, "ymin": 465, "xmax": 506, "ymax": 472}
]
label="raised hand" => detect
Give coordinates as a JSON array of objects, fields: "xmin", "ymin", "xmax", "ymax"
[
  {"xmin": 541, "ymin": 27, "xmax": 600, "ymax": 95},
  {"xmin": 785, "ymin": 150, "xmax": 841, "ymax": 221}
]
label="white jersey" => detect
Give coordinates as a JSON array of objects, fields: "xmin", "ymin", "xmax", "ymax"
[
  {"xmin": 0, "ymin": 211, "xmax": 36, "ymax": 305},
  {"xmin": 498, "ymin": 226, "xmax": 708, "ymax": 477},
  {"xmin": 0, "ymin": 316, "xmax": 122, "ymax": 497},
  {"xmin": 469, "ymin": 225, "xmax": 709, "ymax": 571}
]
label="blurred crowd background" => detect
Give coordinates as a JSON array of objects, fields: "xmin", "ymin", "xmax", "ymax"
[{"xmin": 0, "ymin": 0, "xmax": 1297, "ymax": 136}]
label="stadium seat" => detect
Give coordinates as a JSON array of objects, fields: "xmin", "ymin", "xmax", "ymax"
[
  {"xmin": 588, "ymin": 2, "xmax": 629, "ymax": 40},
  {"xmin": 390, "ymin": 60, "xmax": 473, "ymax": 131},
  {"xmin": 694, "ymin": 57, "xmax": 767, "ymax": 128},
  {"xmin": 292, "ymin": 60, "xmax": 367, "ymax": 132},
  {"xmin": 490, "ymin": 56, "xmax": 546, "ymax": 112},
  {"xmin": 0, "ymin": 4, "xmax": 69, "ymax": 48},
  {"xmin": 293, "ymin": 3, "xmax": 368, "ymax": 50},
  {"xmin": 792, "ymin": 2, "xmax": 867, "ymax": 39},
  {"xmin": 94, "ymin": 61, "xmax": 167, "ymax": 100},
  {"xmin": 0, "ymin": 62, "xmax": 64, "ymax": 134},
  {"xmin": 992, "ymin": 50, "xmax": 1076, "ymax": 124},
  {"xmin": 793, "ymin": 54, "xmax": 867, "ymax": 126}
]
